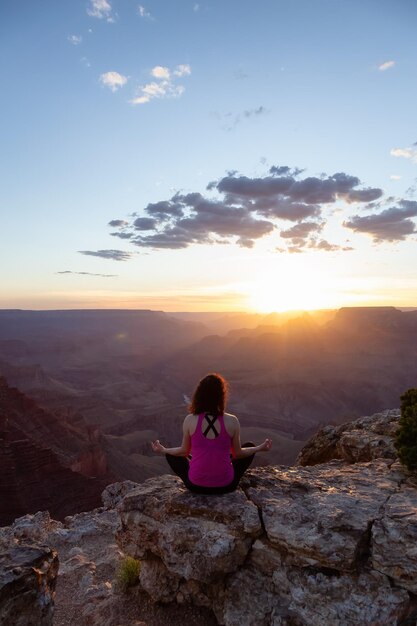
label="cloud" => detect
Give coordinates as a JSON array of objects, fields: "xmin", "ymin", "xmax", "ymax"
[
  {"xmin": 130, "ymin": 64, "xmax": 191, "ymax": 105},
  {"xmin": 79, "ymin": 249, "xmax": 133, "ymax": 261},
  {"xmin": 110, "ymin": 232, "xmax": 133, "ymax": 239},
  {"xmin": 100, "ymin": 71, "xmax": 128, "ymax": 92},
  {"xmin": 391, "ymin": 146, "xmax": 417, "ymax": 164},
  {"xmin": 130, "ymin": 81, "xmax": 184, "ymax": 104},
  {"xmin": 103, "ymin": 167, "xmax": 386, "ymax": 253},
  {"xmin": 56, "ymin": 271, "xmax": 117, "ymax": 277},
  {"xmin": 68, "ymin": 35, "xmax": 82, "ymax": 45},
  {"xmin": 193, "ymin": 3, "xmax": 200, "ymax": 11},
  {"xmin": 138, "ymin": 5, "xmax": 153, "ymax": 19},
  {"xmin": 378, "ymin": 60, "xmax": 395, "ymax": 71},
  {"xmin": 108, "ymin": 219, "xmax": 129, "ymax": 227},
  {"xmin": 390, "ymin": 175, "xmax": 402, "ymax": 180},
  {"xmin": 277, "ymin": 221, "xmax": 352, "ymax": 253},
  {"xmin": 343, "ymin": 200, "xmax": 417, "ymax": 242},
  {"xmin": 243, "ymin": 106, "xmax": 267, "ymax": 118},
  {"xmin": 133, "ymin": 217, "xmax": 158, "ymax": 230},
  {"xmin": 213, "ymin": 171, "xmax": 382, "ymax": 220},
  {"xmin": 87, "ymin": 0, "xmax": 112, "ymax": 20},
  {"xmin": 280, "ymin": 221, "xmax": 323, "ymax": 239},
  {"xmin": 109, "ymin": 192, "xmax": 275, "ymax": 250},
  {"xmin": 212, "ymin": 106, "xmax": 268, "ymax": 130},
  {"xmin": 309, "ymin": 239, "xmax": 353, "ymax": 252},
  {"xmin": 151, "ymin": 66, "xmax": 170, "ymax": 79},
  {"xmin": 174, "ymin": 64, "xmax": 191, "ymax": 77}
]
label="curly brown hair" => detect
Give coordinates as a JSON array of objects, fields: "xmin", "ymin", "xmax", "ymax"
[{"xmin": 189, "ymin": 373, "xmax": 229, "ymax": 417}]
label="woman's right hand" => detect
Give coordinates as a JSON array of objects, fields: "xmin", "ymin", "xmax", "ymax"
[
  {"xmin": 259, "ymin": 438, "xmax": 272, "ymax": 452},
  {"xmin": 151, "ymin": 439, "xmax": 166, "ymax": 454}
]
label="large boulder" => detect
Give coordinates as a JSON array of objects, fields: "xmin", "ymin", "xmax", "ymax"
[
  {"xmin": 117, "ymin": 474, "xmax": 261, "ymax": 585},
  {"xmin": 116, "ymin": 461, "xmax": 417, "ymax": 626},
  {"xmin": 297, "ymin": 409, "xmax": 400, "ymax": 466},
  {"xmin": 0, "ymin": 543, "xmax": 59, "ymax": 626}
]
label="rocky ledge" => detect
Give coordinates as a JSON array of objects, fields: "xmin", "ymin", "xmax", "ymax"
[
  {"xmin": 116, "ymin": 457, "xmax": 417, "ymax": 626},
  {"xmin": 296, "ymin": 408, "xmax": 400, "ymax": 466},
  {"xmin": 0, "ymin": 541, "xmax": 58, "ymax": 626},
  {"xmin": 2, "ymin": 408, "xmax": 417, "ymax": 626}
]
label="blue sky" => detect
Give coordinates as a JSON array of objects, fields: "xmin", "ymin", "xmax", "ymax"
[{"xmin": 1, "ymin": 0, "xmax": 417, "ymax": 311}]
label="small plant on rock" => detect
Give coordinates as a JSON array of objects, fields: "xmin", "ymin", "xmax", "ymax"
[
  {"xmin": 395, "ymin": 388, "xmax": 417, "ymax": 471},
  {"xmin": 115, "ymin": 556, "xmax": 141, "ymax": 593}
]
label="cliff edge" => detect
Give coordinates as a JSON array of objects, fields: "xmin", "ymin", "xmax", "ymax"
[
  {"xmin": 114, "ymin": 408, "xmax": 417, "ymax": 625},
  {"xmin": 2, "ymin": 408, "xmax": 417, "ymax": 626}
]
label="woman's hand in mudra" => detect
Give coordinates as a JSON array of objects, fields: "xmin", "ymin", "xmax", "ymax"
[
  {"xmin": 151, "ymin": 439, "xmax": 166, "ymax": 454},
  {"xmin": 259, "ymin": 438, "xmax": 272, "ymax": 452}
]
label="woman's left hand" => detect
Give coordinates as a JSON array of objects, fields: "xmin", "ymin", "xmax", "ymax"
[
  {"xmin": 151, "ymin": 439, "xmax": 166, "ymax": 454},
  {"xmin": 259, "ymin": 438, "xmax": 272, "ymax": 452}
]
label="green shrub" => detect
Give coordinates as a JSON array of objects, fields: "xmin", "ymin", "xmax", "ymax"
[
  {"xmin": 116, "ymin": 556, "xmax": 141, "ymax": 592},
  {"xmin": 395, "ymin": 388, "xmax": 417, "ymax": 471}
]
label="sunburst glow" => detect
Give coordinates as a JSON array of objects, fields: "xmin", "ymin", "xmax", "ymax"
[{"xmin": 246, "ymin": 261, "xmax": 345, "ymax": 313}]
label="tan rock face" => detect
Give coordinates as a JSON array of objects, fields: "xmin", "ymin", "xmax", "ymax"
[
  {"xmin": 117, "ymin": 475, "xmax": 262, "ymax": 583},
  {"xmin": 116, "ymin": 460, "xmax": 417, "ymax": 626},
  {"xmin": 372, "ymin": 484, "xmax": 417, "ymax": 593},
  {"xmin": 0, "ymin": 543, "xmax": 59, "ymax": 626},
  {"xmin": 297, "ymin": 409, "xmax": 400, "ymax": 466},
  {"xmin": 219, "ymin": 539, "xmax": 408, "ymax": 626},
  {"xmin": 245, "ymin": 461, "xmax": 400, "ymax": 571}
]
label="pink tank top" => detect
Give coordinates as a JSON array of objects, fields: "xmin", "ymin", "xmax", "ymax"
[{"xmin": 188, "ymin": 413, "xmax": 234, "ymax": 487}]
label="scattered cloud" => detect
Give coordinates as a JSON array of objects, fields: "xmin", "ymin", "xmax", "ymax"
[
  {"xmin": 79, "ymin": 249, "xmax": 133, "ymax": 261},
  {"xmin": 106, "ymin": 167, "xmax": 389, "ymax": 253},
  {"xmin": 343, "ymin": 200, "xmax": 417, "ymax": 242},
  {"xmin": 68, "ymin": 34, "xmax": 82, "ymax": 45},
  {"xmin": 108, "ymin": 219, "xmax": 129, "ymax": 227},
  {"xmin": 81, "ymin": 57, "xmax": 91, "ymax": 68},
  {"xmin": 151, "ymin": 66, "xmax": 170, "ymax": 79},
  {"xmin": 391, "ymin": 146, "xmax": 417, "ymax": 164},
  {"xmin": 110, "ymin": 231, "xmax": 134, "ymax": 239},
  {"xmin": 280, "ymin": 221, "xmax": 323, "ymax": 239},
  {"xmin": 100, "ymin": 71, "xmax": 128, "ymax": 92},
  {"xmin": 174, "ymin": 64, "xmax": 191, "ymax": 77},
  {"xmin": 309, "ymin": 239, "xmax": 353, "ymax": 252},
  {"xmin": 212, "ymin": 106, "xmax": 268, "ymax": 130},
  {"xmin": 243, "ymin": 106, "xmax": 267, "ymax": 119},
  {"xmin": 130, "ymin": 64, "xmax": 191, "ymax": 105},
  {"xmin": 138, "ymin": 5, "xmax": 153, "ymax": 19},
  {"xmin": 56, "ymin": 271, "xmax": 117, "ymax": 277},
  {"xmin": 277, "ymin": 220, "xmax": 353, "ymax": 253},
  {"xmin": 193, "ymin": 3, "xmax": 200, "ymax": 11},
  {"xmin": 87, "ymin": 0, "xmax": 113, "ymax": 20},
  {"xmin": 390, "ymin": 175, "xmax": 402, "ymax": 180},
  {"xmin": 378, "ymin": 60, "xmax": 395, "ymax": 71}
]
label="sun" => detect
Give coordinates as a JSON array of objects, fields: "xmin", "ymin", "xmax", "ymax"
[{"xmin": 246, "ymin": 260, "xmax": 343, "ymax": 313}]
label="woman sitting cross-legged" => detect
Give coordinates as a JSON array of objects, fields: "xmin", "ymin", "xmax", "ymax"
[{"xmin": 151, "ymin": 372, "xmax": 272, "ymax": 494}]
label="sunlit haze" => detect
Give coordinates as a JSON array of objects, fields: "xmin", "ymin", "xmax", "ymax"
[{"xmin": 1, "ymin": 0, "xmax": 416, "ymax": 312}]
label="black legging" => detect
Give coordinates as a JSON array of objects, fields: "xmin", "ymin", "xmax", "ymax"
[{"xmin": 165, "ymin": 442, "xmax": 256, "ymax": 495}]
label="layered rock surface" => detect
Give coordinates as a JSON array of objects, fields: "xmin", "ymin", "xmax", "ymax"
[
  {"xmin": 0, "ymin": 541, "xmax": 58, "ymax": 626},
  {"xmin": 116, "ymin": 460, "xmax": 417, "ymax": 626},
  {"xmin": 296, "ymin": 408, "xmax": 400, "ymax": 466}
]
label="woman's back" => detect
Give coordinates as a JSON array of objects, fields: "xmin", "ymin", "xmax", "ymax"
[{"xmin": 188, "ymin": 413, "xmax": 234, "ymax": 487}]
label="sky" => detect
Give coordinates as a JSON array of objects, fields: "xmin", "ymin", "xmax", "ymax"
[{"xmin": 1, "ymin": 0, "xmax": 417, "ymax": 312}]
